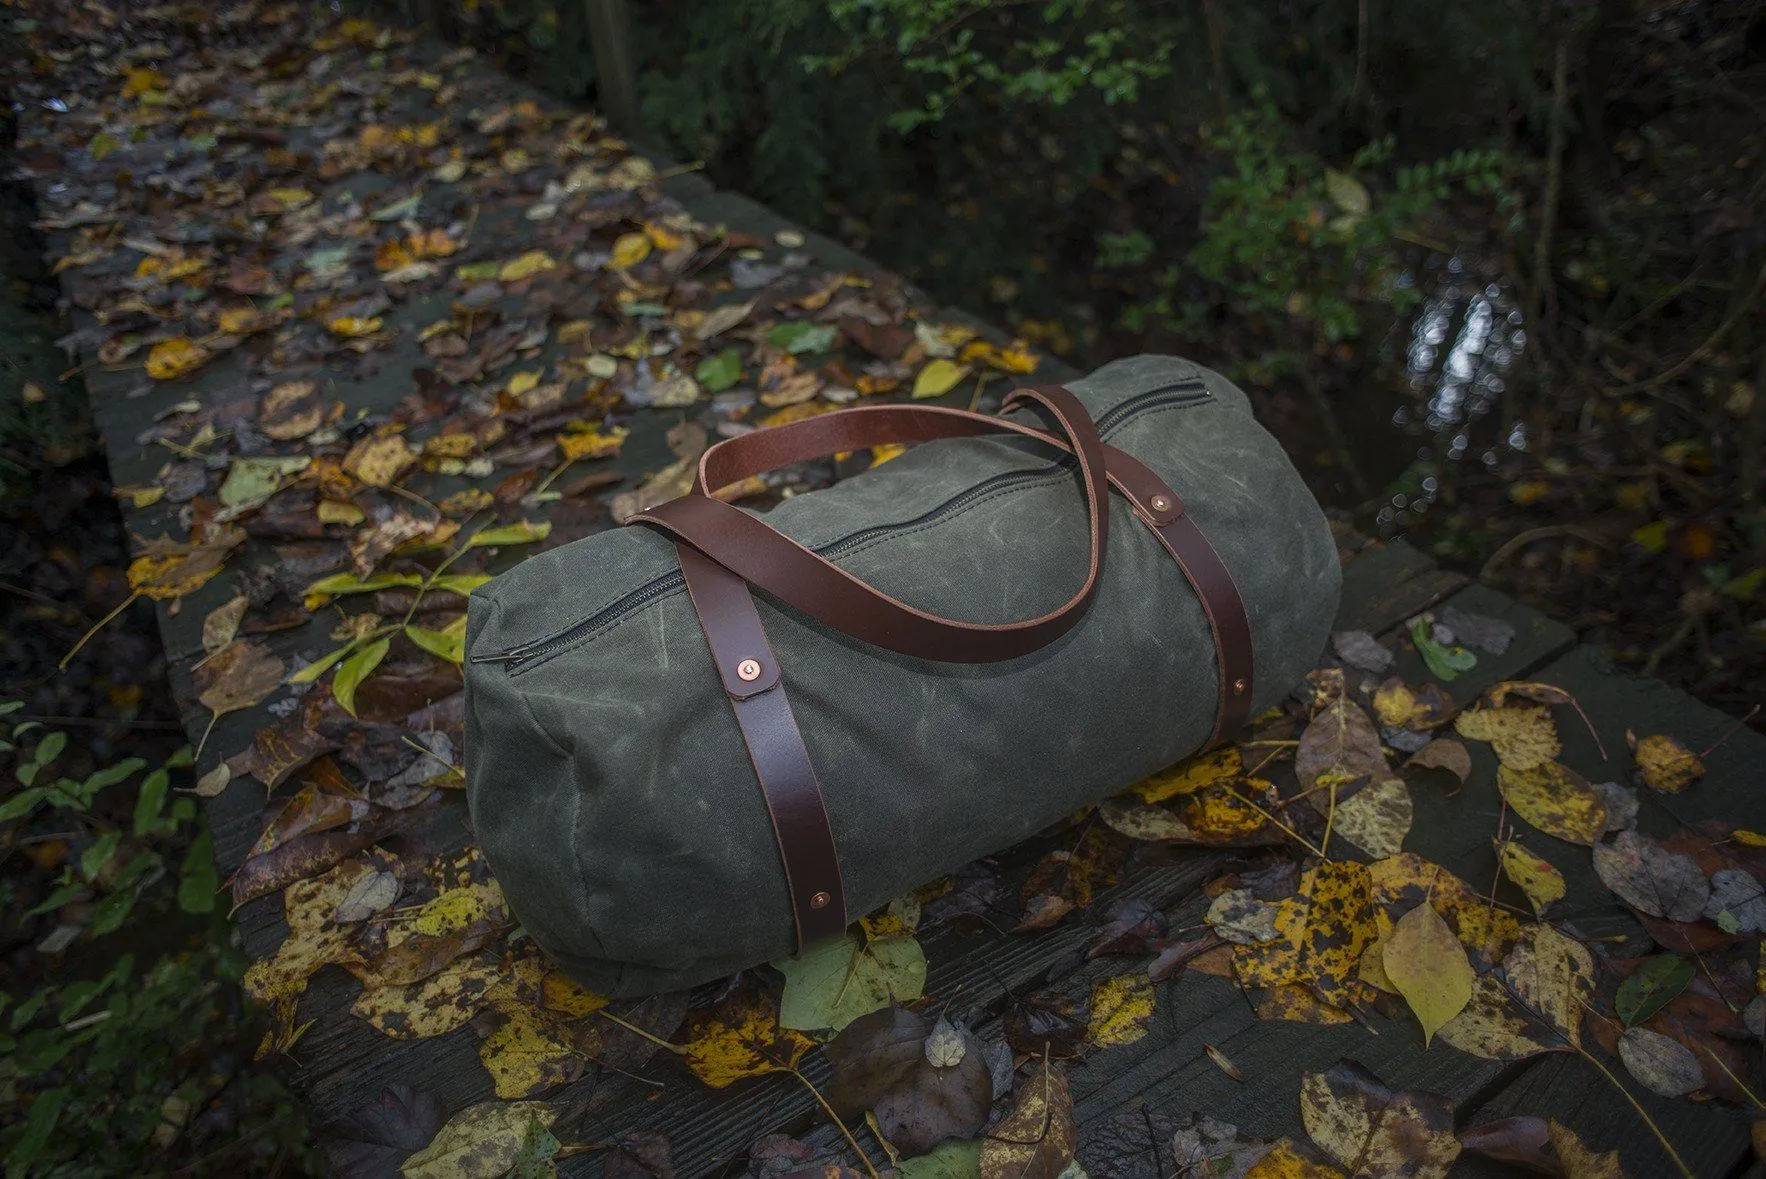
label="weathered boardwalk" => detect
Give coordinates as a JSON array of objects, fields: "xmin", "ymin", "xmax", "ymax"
[{"xmin": 15, "ymin": 6, "xmax": 1765, "ymax": 1176}]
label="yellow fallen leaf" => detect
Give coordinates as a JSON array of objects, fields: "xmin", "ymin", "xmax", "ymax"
[
  {"xmin": 411, "ymin": 880, "xmax": 506, "ymax": 937},
  {"xmin": 1734, "ymin": 830, "xmax": 1766, "ymax": 848},
  {"xmin": 497, "ymin": 250, "xmax": 557, "ymax": 282},
  {"xmin": 478, "ymin": 1007, "xmax": 580, "ymax": 1098},
  {"xmin": 870, "ymin": 443, "xmax": 908, "ymax": 468},
  {"xmin": 145, "ymin": 337, "xmax": 211, "ymax": 381},
  {"xmin": 1244, "ymin": 1140, "xmax": 1349, "ymax": 1178},
  {"xmin": 1131, "ymin": 746, "xmax": 1242, "ymax": 804},
  {"xmin": 1496, "ymin": 839, "xmax": 1566, "ymax": 915},
  {"xmin": 218, "ymin": 306, "xmax": 263, "ymax": 335},
  {"xmin": 327, "ymin": 316, "xmax": 383, "ymax": 337},
  {"xmin": 317, "ymin": 500, "xmax": 365, "ymax": 526},
  {"xmin": 1088, "ymin": 974, "xmax": 1154, "ymax": 1047},
  {"xmin": 266, "ymin": 187, "xmax": 314, "ymax": 210},
  {"xmin": 1382, "ymin": 902, "xmax": 1474, "ymax": 1046},
  {"xmin": 351, "ymin": 955, "xmax": 503, "ymax": 1039},
  {"xmin": 642, "ymin": 221, "xmax": 684, "ymax": 251},
  {"xmin": 912, "ymin": 359, "xmax": 972, "ymax": 400},
  {"xmin": 1233, "ymin": 861, "xmax": 1377, "ymax": 1009},
  {"xmin": 1546, "ymin": 1122, "xmax": 1626, "ymax": 1179},
  {"xmin": 558, "ymin": 426, "xmax": 628, "ymax": 462},
  {"xmin": 123, "ymin": 67, "xmax": 167, "ymax": 98},
  {"xmin": 959, "ymin": 337, "xmax": 1039, "ymax": 374},
  {"xmin": 610, "ymin": 232, "xmax": 651, "ymax": 269},
  {"xmin": 1497, "ymin": 761, "xmax": 1608, "ymax": 846},
  {"xmin": 1454, "ymin": 704, "xmax": 1561, "ymax": 771},
  {"xmin": 1630, "ymin": 731, "xmax": 1704, "ymax": 793},
  {"xmin": 506, "ymin": 370, "xmax": 541, "ymax": 397},
  {"xmin": 680, "ymin": 985, "xmax": 812, "ymax": 1088},
  {"xmin": 342, "ymin": 432, "xmax": 416, "ymax": 487}
]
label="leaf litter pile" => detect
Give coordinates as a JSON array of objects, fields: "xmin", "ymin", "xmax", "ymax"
[{"xmin": 11, "ymin": 4, "xmax": 1766, "ymax": 1177}]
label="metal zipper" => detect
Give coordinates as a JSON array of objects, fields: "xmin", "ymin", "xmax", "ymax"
[{"xmin": 481, "ymin": 378, "xmax": 1210, "ymax": 673}]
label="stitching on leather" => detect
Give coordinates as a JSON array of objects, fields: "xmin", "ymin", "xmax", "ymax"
[{"xmin": 504, "ymin": 395, "xmax": 1212, "ymax": 676}]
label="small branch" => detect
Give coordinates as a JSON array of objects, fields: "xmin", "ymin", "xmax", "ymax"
[
  {"xmin": 790, "ymin": 1067, "xmax": 881, "ymax": 1179},
  {"xmin": 1479, "ymin": 525, "xmax": 1612, "ymax": 581},
  {"xmin": 1571, "ymin": 1041, "xmax": 1694, "ymax": 1178}
]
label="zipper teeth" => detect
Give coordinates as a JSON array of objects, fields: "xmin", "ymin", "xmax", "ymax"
[{"xmin": 493, "ymin": 379, "xmax": 1209, "ymax": 672}]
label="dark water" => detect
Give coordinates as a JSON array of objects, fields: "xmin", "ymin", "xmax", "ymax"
[{"xmin": 1366, "ymin": 256, "xmax": 1528, "ymax": 534}]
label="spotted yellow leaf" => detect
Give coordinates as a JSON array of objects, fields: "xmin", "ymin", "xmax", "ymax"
[
  {"xmin": 1233, "ymin": 860, "xmax": 1377, "ymax": 1009},
  {"xmin": 609, "ymin": 232, "xmax": 651, "ymax": 270},
  {"xmin": 681, "ymin": 985, "xmax": 812, "ymax": 1088},
  {"xmin": 1630, "ymin": 731, "xmax": 1704, "ymax": 794},
  {"xmin": 327, "ymin": 315, "xmax": 383, "ymax": 337},
  {"xmin": 1497, "ymin": 761, "xmax": 1608, "ymax": 846},
  {"xmin": 1496, "ymin": 839, "xmax": 1566, "ymax": 915},
  {"xmin": 497, "ymin": 250, "xmax": 557, "ymax": 281},
  {"xmin": 1131, "ymin": 746, "xmax": 1242, "ymax": 804},
  {"xmin": 1454, "ymin": 704, "xmax": 1560, "ymax": 771},
  {"xmin": 145, "ymin": 337, "xmax": 211, "ymax": 380},
  {"xmin": 1088, "ymin": 974, "xmax": 1155, "ymax": 1047}
]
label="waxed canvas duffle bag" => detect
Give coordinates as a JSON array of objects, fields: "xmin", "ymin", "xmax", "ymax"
[{"xmin": 464, "ymin": 354, "xmax": 1341, "ymax": 996}]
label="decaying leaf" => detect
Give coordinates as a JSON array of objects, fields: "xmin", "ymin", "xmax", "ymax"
[
  {"xmin": 400, "ymin": 1100, "xmax": 557, "ymax": 1179},
  {"xmin": 1299, "ymin": 1061, "xmax": 1460, "ymax": 1179},
  {"xmin": 197, "ymin": 640, "xmax": 286, "ymax": 743},
  {"xmin": 775, "ymin": 931, "xmax": 926, "ymax": 1032},
  {"xmin": 1617, "ymin": 1026, "xmax": 1704, "ymax": 1097},
  {"xmin": 1132, "ymin": 746, "xmax": 1242, "ymax": 803},
  {"xmin": 977, "ymin": 1059, "xmax": 1076, "ymax": 1179},
  {"xmin": 1243, "ymin": 1139, "xmax": 1348, "ymax": 1178},
  {"xmin": 1592, "ymin": 830, "xmax": 1710, "ymax": 921},
  {"xmin": 1406, "ymin": 738, "xmax": 1472, "ymax": 784},
  {"xmin": 351, "ymin": 954, "xmax": 502, "ymax": 1040},
  {"xmin": 1367, "ymin": 853, "xmax": 1520, "ymax": 969},
  {"xmin": 1233, "ymin": 860, "xmax": 1377, "ymax": 1009},
  {"xmin": 1630, "ymin": 731, "xmax": 1704, "ymax": 793},
  {"xmin": 145, "ymin": 336, "xmax": 211, "ymax": 380},
  {"xmin": 1373, "ymin": 677, "xmax": 1454, "ymax": 731},
  {"xmin": 261, "ymin": 380, "xmax": 326, "ymax": 440},
  {"xmin": 1436, "ymin": 974, "xmax": 1562, "ymax": 1061},
  {"xmin": 1003, "ymin": 991, "xmax": 1091, "ymax": 1060},
  {"xmin": 680, "ymin": 981, "xmax": 812, "ymax": 1088},
  {"xmin": 1456, "ymin": 705, "xmax": 1561, "ymax": 772},
  {"xmin": 825, "ymin": 1006, "xmax": 991, "ymax": 1156},
  {"xmin": 1324, "ymin": 772, "xmax": 1412, "ymax": 859},
  {"xmin": 1499, "ymin": 923, "xmax": 1596, "ymax": 1049},
  {"xmin": 201, "ymin": 595, "xmax": 249, "ymax": 654},
  {"xmin": 1382, "ymin": 901, "xmax": 1474, "ymax": 1046},
  {"xmin": 1546, "ymin": 1121, "xmax": 1628, "ymax": 1179},
  {"xmin": 1497, "ymin": 761, "xmax": 1608, "ymax": 846},
  {"xmin": 1497, "ymin": 839, "xmax": 1566, "ymax": 915},
  {"xmin": 1206, "ymin": 888, "xmax": 1282, "ymax": 945},
  {"xmin": 1458, "ymin": 1116, "xmax": 1556, "ymax": 1174},
  {"xmin": 343, "ymin": 432, "xmax": 417, "ymax": 487},
  {"xmin": 1088, "ymin": 974, "xmax": 1155, "ymax": 1047}
]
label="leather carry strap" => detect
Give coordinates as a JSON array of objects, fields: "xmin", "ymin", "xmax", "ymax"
[
  {"xmin": 639, "ymin": 386, "xmax": 1111, "ymax": 664},
  {"xmin": 675, "ymin": 542, "xmax": 848, "ymax": 947}
]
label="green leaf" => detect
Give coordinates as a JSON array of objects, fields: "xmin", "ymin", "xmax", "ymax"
[
  {"xmin": 1616, "ymin": 954, "xmax": 1694, "ymax": 1026},
  {"xmin": 178, "ymin": 830, "xmax": 218, "ymax": 915},
  {"xmin": 766, "ymin": 320, "xmax": 839, "ymax": 355},
  {"xmin": 405, "ymin": 617, "xmax": 467, "ymax": 664},
  {"xmin": 33, "ymin": 731, "xmax": 67, "ymax": 768},
  {"xmin": 80, "ymin": 831, "xmax": 122, "ymax": 882},
  {"xmin": 11, "ymin": 989, "xmax": 48, "ymax": 1031},
  {"xmin": 896, "ymin": 1138, "xmax": 984, "ymax": 1178},
  {"xmin": 88, "ymin": 886, "xmax": 137, "ymax": 937},
  {"xmin": 219, "ymin": 456, "xmax": 310, "ymax": 509},
  {"xmin": 1324, "ymin": 168, "xmax": 1371, "ymax": 216},
  {"xmin": 467, "ymin": 519, "xmax": 551, "ymax": 548},
  {"xmin": 775, "ymin": 932, "xmax": 926, "ymax": 1032},
  {"xmin": 370, "ymin": 191, "xmax": 422, "ymax": 221},
  {"xmin": 0, "ymin": 787, "xmax": 46, "ymax": 822},
  {"xmin": 58, "ymin": 980, "xmax": 103, "ymax": 1021},
  {"xmin": 696, "ymin": 348, "xmax": 742, "ymax": 393},
  {"xmin": 8, "ymin": 1085, "xmax": 66, "ymax": 1178},
  {"xmin": 432, "ymin": 573, "xmax": 494, "ymax": 596},
  {"xmin": 1409, "ymin": 617, "xmax": 1477, "ymax": 681},
  {"xmin": 289, "ymin": 637, "xmax": 370, "ymax": 685},
  {"xmin": 305, "ymin": 571, "xmax": 425, "ymax": 598},
  {"xmin": 82, "ymin": 756, "xmax": 145, "ymax": 799},
  {"xmin": 621, "ymin": 300, "xmax": 667, "ymax": 318},
  {"xmin": 26, "ymin": 882, "xmax": 85, "ymax": 917},
  {"xmin": 333, "ymin": 636, "xmax": 390, "ymax": 716},
  {"xmin": 511, "ymin": 1116, "xmax": 562, "ymax": 1179},
  {"xmin": 133, "ymin": 768, "xmax": 170, "ymax": 836}
]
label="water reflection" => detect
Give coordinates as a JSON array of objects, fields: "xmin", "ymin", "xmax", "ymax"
[{"xmin": 1375, "ymin": 257, "xmax": 1526, "ymax": 532}]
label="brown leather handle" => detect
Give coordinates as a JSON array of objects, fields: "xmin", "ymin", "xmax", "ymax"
[{"xmin": 637, "ymin": 386, "xmax": 1111, "ymax": 663}]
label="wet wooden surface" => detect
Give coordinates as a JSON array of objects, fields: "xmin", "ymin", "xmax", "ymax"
[{"xmin": 25, "ymin": 19, "xmax": 1765, "ymax": 1177}]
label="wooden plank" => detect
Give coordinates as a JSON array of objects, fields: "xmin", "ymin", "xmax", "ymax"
[
  {"xmin": 1451, "ymin": 641, "xmax": 1766, "ymax": 1178},
  {"xmin": 1332, "ymin": 539, "xmax": 1466, "ymax": 635}
]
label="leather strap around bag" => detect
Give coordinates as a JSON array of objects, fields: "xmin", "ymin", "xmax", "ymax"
[
  {"xmin": 675, "ymin": 542, "xmax": 848, "ymax": 945},
  {"xmin": 639, "ymin": 386, "xmax": 1112, "ymax": 664},
  {"xmin": 649, "ymin": 385, "xmax": 1253, "ymax": 952}
]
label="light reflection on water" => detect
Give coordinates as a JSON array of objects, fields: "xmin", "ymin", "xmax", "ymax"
[{"xmin": 1375, "ymin": 256, "xmax": 1527, "ymax": 533}]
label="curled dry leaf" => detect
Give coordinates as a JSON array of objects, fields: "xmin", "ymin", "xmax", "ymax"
[
  {"xmin": 201, "ymin": 595, "xmax": 248, "ymax": 654},
  {"xmin": 1406, "ymin": 738, "xmax": 1472, "ymax": 784},
  {"xmin": 1629, "ymin": 731, "xmax": 1704, "ymax": 793},
  {"xmin": 1497, "ymin": 761, "xmax": 1608, "ymax": 846},
  {"xmin": 1459, "ymin": 1116, "xmax": 1556, "ymax": 1175},
  {"xmin": 1004, "ymin": 991, "xmax": 1092, "ymax": 1061},
  {"xmin": 198, "ymin": 640, "xmax": 285, "ymax": 721},
  {"xmin": 1204, "ymin": 1043, "xmax": 1244, "ymax": 1081},
  {"xmin": 1207, "ymin": 888, "xmax": 1283, "ymax": 945},
  {"xmin": 1299, "ymin": 1061, "xmax": 1460, "ymax": 1179},
  {"xmin": 1592, "ymin": 830, "xmax": 1710, "ymax": 921},
  {"xmin": 260, "ymin": 380, "xmax": 326, "ymax": 440}
]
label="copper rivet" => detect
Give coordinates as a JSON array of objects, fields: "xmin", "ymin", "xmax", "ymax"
[
  {"xmin": 736, "ymin": 658, "xmax": 762, "ymax": 682},
  {"xmin": 809, "ymin": 891, "xmax": 831, "ymax": 909},
  {"xmin": 1233, "ymin": 678, "xmax": 1247, "ymax": 693},
  {"xmin": 1150, "ymin": 495, "xmax": 1171, "ymax": 512}
]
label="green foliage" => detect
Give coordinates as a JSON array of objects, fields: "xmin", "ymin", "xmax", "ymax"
[{"xmin": 0, "ymin": 704, "xmax": 308, "ymax": 1174}]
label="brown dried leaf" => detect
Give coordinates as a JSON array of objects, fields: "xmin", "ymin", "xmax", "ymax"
[
  {"xmin": 1299, "ymin": 1061, "xmax": 1460, "ymax": 1179},
  {"xmin": 978, "ymin": 1060, "xmax": 1076, "ymax": 1179},
  {"xmin": 1406, "ymin": 738, "xmax": 1472, "ymax": 783}
]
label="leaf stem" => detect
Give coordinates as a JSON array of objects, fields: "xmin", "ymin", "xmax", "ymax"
[
  {"xmin": 59, "ymin": 590, "xmax": 141, "ymax": 669},
  {"xmin": 1571, "ymin": 1041, "xmax": 1693, "ymax": 1177},
  {"xmin": 1224, "ymin": 786, "xmax": 1325, "ymax": 858},
  {"xmin": 789, "ymin": 1066, "xmax": 880, "ymax": 1179},
  {"xmin": 591, "ymin": 1009, "xmax": 688, "ymax": 1055}
]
